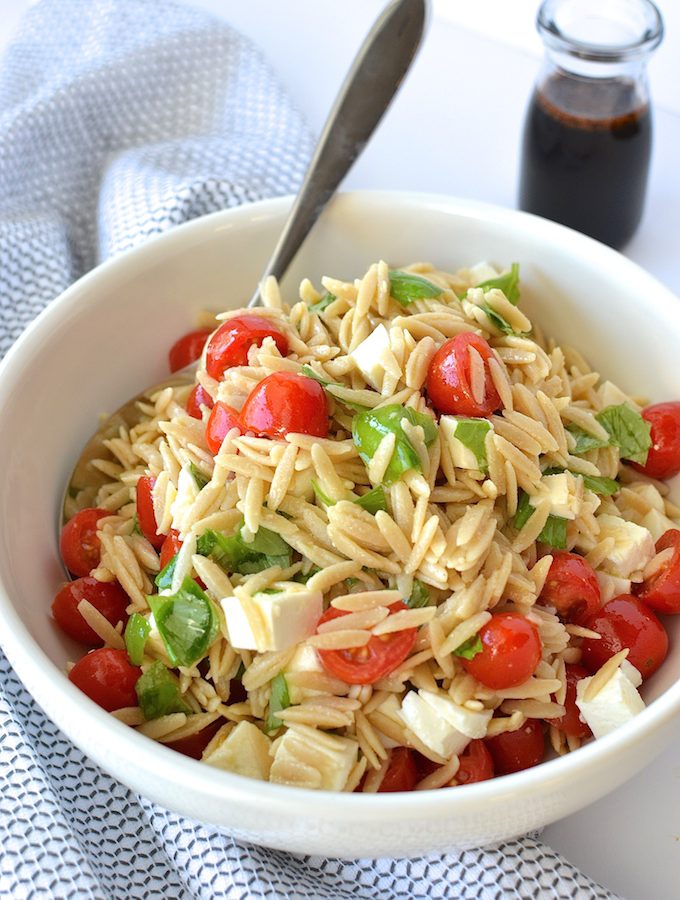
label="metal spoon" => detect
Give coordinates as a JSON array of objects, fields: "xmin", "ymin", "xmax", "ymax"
[{"xmin": 66, "ymin": 0, "xmax": 427, "ymax": 510}]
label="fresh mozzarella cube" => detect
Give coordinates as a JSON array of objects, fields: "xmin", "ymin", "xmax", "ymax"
[
  {"xmin": 349, "ymin": 323, "xmax": 392, "ymax": 390},
  {"xmin": 398, "ymin": 691, "xmax": 471, "ymax": 757},
  {"xmin": 641, "ymin": 508, "xmax": 677, "ymax": 543},
  {"xmin": 203, "ymin": 721, "xmax": 272, "ymax": 780},
  {"xmin": 284, "ymin": 644, "xmax": 324, "ymax": 703},
  {"xmin": 530, "ymin": 472, "xmax": 583, "ymax": 520},
  {"xmin": 170, "ymin": 466, "xmax": 200, "ymax": 534},
  {"xmin": 372, "ymin": 695, "xmax": 403, "ymax": 749},
  {"xmin": 597, "ymin": 514, "xmax": 655, "ymax": 577},
  {"xmin": 269, "ymin": 724, "xmax": 358, "ymax": 791},
  {"xmin": 470, "ymin": 261, "xmax": 501, "ymax": 284},
  {"xmin": 575, "ymin": 666, "xmax": 645, "ymax": 739},
  {"xmin": 440, "ymin": 416, "xmax": 492, "ymax": 471},
  {"xmin": 620, "ymin": 659, "xmax": 643, "ymax": 688},
  {"xmin": 419, "ymin": 690, "xmax": 493, "ymax": 739},
  {"xmin": 595, "ymin": 570, "xmax": 632, "ymax": 604},
  {"xmin": 599, "ymin": 381, "xmax": 633, "ymax": 410},
  {"xmin": 221, "ymin": 588, "xmax": 322, "ymax": 653}
]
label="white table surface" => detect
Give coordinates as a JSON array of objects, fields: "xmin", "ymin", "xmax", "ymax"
[{"xmin": 2, "ymin": 2, "xmax": 680, "ymax": 897}]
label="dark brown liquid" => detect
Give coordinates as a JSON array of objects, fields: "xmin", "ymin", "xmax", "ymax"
[{"xmin": 519, "ymin": 74, "xmax": 652, "ymax": 249}]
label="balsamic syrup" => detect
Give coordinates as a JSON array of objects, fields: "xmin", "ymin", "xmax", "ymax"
[{"xmin": 519, "ymin": 74, "xmax": 652, "ymax": 249}]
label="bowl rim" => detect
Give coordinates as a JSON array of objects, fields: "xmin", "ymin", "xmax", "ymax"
[{"xmin": 1, "ymin": 188, "xmax": 679, "ymax": 820}]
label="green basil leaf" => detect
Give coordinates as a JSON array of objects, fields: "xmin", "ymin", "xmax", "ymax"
[
  {"xmin": 580, "ymin": 474, "xmax": 620, "ymax": 496},
  {"xmin": 388, "ymin": 270, "xmax": 443, "ymax": 306},
  {"xmin": 131, "ymin": 514, "xmax": 143, "ymax": 536},
  {"xmin": 300, "ymin": 364, "xmax": 331, "ymax": 386},
  {"xmin": 135, "ymin": 660, "xmax": 190, "ymax": 720},
  {"xmin": 513, "ymin": 491, "xmax": 534, "ymax": 530},
  {"xmin": 352, "ymin": 405, "xmax": 438, "ymax": 485},
  {"xmin": 124, "ymin": 613, "xmax": 151, "ymax": 666},
  {"xmin": 514, "ymin": 492, "xmax": 568, "ymax": 549},
  {"xmin": 354, "ymin": 485, "xmax": 388, "ymax": 514},
  {"xmin": 234, "ymin": 660, "xmax": 246, "ymax": 681},
  {"xmin": 311, "ymin": 479, "xmax": 335, "ymax": 507},
  {"xmin": 197, "ymin": 521, "xmax": 292, "ymax": 575},
  {"xmin": 155, "ymin": 553, "xmax": 178, "ymax": 590},
  {"xmin": 300, "ymin": 364, "xmax": 371, "ymax": 412},
  {"xmin": 308, "ymin": 293, "xmax": 336, "ymax": 314},
  {"xmin": 453, "ymin": 634, "xmax": 483, "ymax": 660},
  {"xmin": 265, "ymin": 672, "xmax": 291, "ymax": 733},
  {"xmin": 475, "ymin": 262, "xmax": 520, "ymax": 304},
  {"xmin": 147, "ymin": 577, "xmax": 219, "ymax": 667},
  {"xmin": 566, "ymin": 424, "xmax": 610, "ymax": 455},
  {"xmin": 189, "ymin": 462, "xmax": 209, "ymax": 490},
  {"xmin": 407, "ymin": 579, "xmax": 431, "ymax": 609},
  {"xmin": 479, "ymin": 303, "xmax": 517, "ymax": 335},
  {"xmin": 448, "ymin": 417, "xmax": 491, "ymax": 471},
  {"xmin": 596, "ymin": 404, "xmax": 652, "ymax": 465},
  {"xmin": 292, "ymin": 566, "xmax": 322, "ymax": 585}
]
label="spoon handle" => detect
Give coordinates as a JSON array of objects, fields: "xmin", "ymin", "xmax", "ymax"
[{"xmin": 248, "ymin": 0, "xmax": 427, "ymax": 307}]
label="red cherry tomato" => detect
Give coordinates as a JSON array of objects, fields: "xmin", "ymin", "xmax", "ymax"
[
  {"xmin": 60, "ymin": 508, "xmax": 109, "ymax": 577},
  {"xmin": 165, "ymin": 719, "xmax": 223, "ymax": 760},
  {"xmin": 635, "ymin": 529, "xmax": 680, "ymax": 614},
  {"xmin": 169, "ymin": 329, "xmax": 212, "ymax": 374},
  {"xmin": 461, "ymin": 613, "xmax": 542, "ymax": 690},
  {"xmin": 205, "ymin": 316, "xmax": 289, "ymax": 380},
  {"xmin": 539, "ymin": 551, "xmax": 601, "ymax": 625},
  {"xmin": 159, "ymin": 530, "xmax": 182, "ymax": 570},
  {"xmin": 205, "ymin": 401, "xmax": 242, "ymax": 454},
  {"xmin": 186, "ymin": 384, "xmax": 214, "ymax": 419},
  {"xmin": 51, "ymin": 577, "xmax": 129, "ymax": 646},
  {"xmin": 485, "ymin": 719, "xmax": 545, "ymax": 775},
  {"xmin": 426, "ymin": 332, "xmax": 502, "ymax": 417},
  {"xmin": 136, "ymin": 475, "xmax": 164, "ymax": 550},
  {"xmin": 581, "ymin": 594, "xmax": 668, "ymax": 679},
  {"xmin": 631, "ymin": 402, "xmax": 680, "ymax": 480},
  {"xmin": 377, "ymin": 747, "xmax": 418, "ymax": 792},
  {"xmin": 456, "ymin": 739, "xmax": 495, "ymax": 785},
  {"xmin": 68, "ymin": 648, "xmax": 141, "ymax": 712},
  {"xmin": 316, "ymin": 602, "xmax": 417, "ymax": 685},
  {"xmin": 240, "ymin": 373, "xmax": 329, "ymax": 439},
  {"xmin": 546, "ymin": 664, "xmax": 591, "ymax": 738}
]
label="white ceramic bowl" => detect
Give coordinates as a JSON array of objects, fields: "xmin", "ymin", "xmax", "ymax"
[{"xmin": 1, "ymin": 192, "xmax": 679, "ymax": 859}]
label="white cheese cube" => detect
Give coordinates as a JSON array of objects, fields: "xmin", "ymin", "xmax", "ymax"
[
  {"xmin": 620, "ymin": 659, "xmax": 643, "ymax": 688},
  {"xmin": 641, "ymin": 508, "xmax": 676, "ymax": 543},
  {"xmin": 575, "ymin": 666, "xmax": 645, "ymax": 739},
  {"xmin": 284, "ymin": 644, "xmax": 324, "ymax": 704},
  {"xmin": 203, "ymin": 721, "xmax": 272, "ymax": 780},
  {"xmin": 349, "ymin": 323, "xmax": 392, "ymax": 390},
  {"xmin": 418, "ymin": 690, "xmax": 493, "ymax": 739},
  {"xmin": 470, "ymin": 261, "xmax": 501, "ymax": 284},
  {"xmin": 269, "ymin": 724, "xmax": 358, "ymax": 791},
  {"xmin": 595, "ymin": 571, "xmax": 632, "ymax": 605},
  {"xmin": 529, "ymin": 472, "xmax": 583, "ymax": 520},
  {"xmin": 221, "ymin": 588, "xmax": 322, "ymax": 653},
  {"xmin": 440, "ymin": 416, "xmax": 492, "ymax": 471},
  {"xmin": 170, "ymin": 466, "xmax": 200, "ymax": 535},
  {"xmin": 596, "ymin": 514, "xmax": 655, "ymax": 577},
  {"xmin": 599, "ymin": 381, "xmax": 633, "ymax": 410},
  {"xmin": 398, "ymin": 691, "xmax": 471, "ymax": 758}
]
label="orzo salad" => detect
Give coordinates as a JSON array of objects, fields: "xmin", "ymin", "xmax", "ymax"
[{"xmin": 55, "ymin": 259, "xmax": 680, "ymax": 792}]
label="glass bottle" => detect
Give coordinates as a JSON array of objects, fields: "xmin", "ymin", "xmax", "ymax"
[{"xmin": 518, "ymin": 0, "xmax": 663, "ymax": 249}]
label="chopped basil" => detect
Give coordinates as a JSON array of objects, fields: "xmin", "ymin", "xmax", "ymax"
[
  {"xmin": 300, "ymin": 364, "xmax": 370, "ymax": 412},
  {"xmin": 155, "ymin": 553, "xmax": 178, "ymax": 590},
  {"xmin": 308, "ymin": 293, "xmax": 336, "ymax": 314},
  {"xmin": 234, "ymin": 660, "xmax": 246, "ymax": 681},
  {"xmin": 352, "ymin": 404, "xmax": 438, "ymax": 485},
  {"xmin": 450, "ymin": 417, "xmax": 491, "ymax": 471},
  {"xmin": 265, "ymin": 672, "xmax": 290, "ymax": 733},
  {"xmin": 453, "ymin": 634, "xmax": 483, "ymax": 660},
  {"xmin": 311, "ymin": 479, "xmax": 335, "ymax": 507},
  {"xmin": 476, "ymin": 262, "xmax": 520, "ymax": 304},
  {"xmin": 479, "ymin": 303, "xmax": 518, "ymax": 335},
  {"xmin": 135, "ymin": 660, "xmax": 191, "ymax": 720},
  {"xmin": 196, "ymin": 521, "xmax": 292, "ymax": 575},
  {"xmin": 131, "ymin": 514, "xmax": 143, "ymax": 536},
  {"xmin": 596, "ymin": 403, "xmax": 651, "ymax": 465},
  {"xmin": 354, "ymin": 485, "xmax": 388, "ymax": 514},
  {"xmin": 566, "ymin": 424, "xmax": 610, "ymax": 455},
  {"xmin": 388, "ymin": 270, "xmax": 444, "ymax": 306},
  {"xmin": 147, "ymin": 577, "xmax": 219, "ymax": 667},
  {"xmin": 300, "ymin": 364, "xmax": 331, "ymax": 386},
  {"xmin": 124, "ymin": 613, "xmax": 151, "ymax": 666},
  {"xmin": 189, "ymin": 462, "xmax": 209, "ymax": 490},
  {"xmin": 407, "ymin": 579, "xmax": 430, "ymax": 609},
  {"xmin": 292, "ymin": 565, "xmax": 322, "ymax": 585},
  {"xmin": 514, "ymin": 492, "xmax": 568, "ymax": 549}
]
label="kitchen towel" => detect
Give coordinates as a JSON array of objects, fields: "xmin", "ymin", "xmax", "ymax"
[{"xmin": 0, "ymin": 2, "xmax": 617, "ymax": 898}]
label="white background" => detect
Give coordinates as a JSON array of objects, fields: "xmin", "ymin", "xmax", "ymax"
[{"xmin": 1, "ymin": 1, "xmax": 679, "ymax": 897}]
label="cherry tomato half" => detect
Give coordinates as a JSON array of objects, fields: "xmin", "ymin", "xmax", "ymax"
[
  {"xmin": 485, "ymin": 719, "xmax": 545, "ymax": 775},
  {"xmin": 136, "ymin": 475, "xmax": 164, "ymax": 550},
  {"xmin": 205, "ymin": 401, "xmax": 242, "ymax": 454},
  {"xmin": 186, "ymin": 384, "xmax": 214, "ymax": 420},
  {"xmin": 60, "ymin": 508, "xmax": 109, "ymax": 577},
  {"xmin": 539, "ymin": 551, "xmax": 601, "ymax": 625},
  {"xmin": 68, "ymin": 648, "xmax": 141, "ymax": 711},
  {"xmin": 581, "ymin": 594, "xmax": 668, "ymax": 679},
  {"xmin": 240, "ymin": 373, "xmax": 329, "ymax": 439},
  {"xmin": 205, "ymin": 316, "xmax": 289, "ymax": 380},
  {"xmin": 377, "ymin": 747, "xmax": 418, "ymax": 792},
  {"xmin": 635, "ymin": 529, "xmax": 680, "ymax": 615},
  {"xmin": 316, "ymin": 602, "xmax": 417, "ymax": 685},
  {"xmin": 52, "ymin": 577, "xmax": 129, "ymax": 646},
  {"xmin": 456, "ymin": 739, "xmax": 495, "ymax": 785},
  {"xmin": 426, "ymin": 332, "xmax": 502, "ymax": 418},
  {"xmin": 165, "ymin": 719, "xmax": 223, "ymax": 760},
  {"xmin": 169, "ymin": 329, "xmax": 212, "ymax": 374},
  {"xmin": 461, "ymin": 612, "xmax": 542, "ymax": 690},
  {"xmin": 631, "ymin": 402, "xmax": 680, "ymax": 480},
  {"xmin": 159, "ymin": 530, "xmax": 182, "ymax": 570},
  {"xmin": 546, "ymin": 664, "xmax": 591, "ymax": 738}
]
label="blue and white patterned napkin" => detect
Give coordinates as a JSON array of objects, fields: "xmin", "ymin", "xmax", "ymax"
[{"xmin": 0, "ymin": 2, "xmax": 619, "ymax": 897}]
